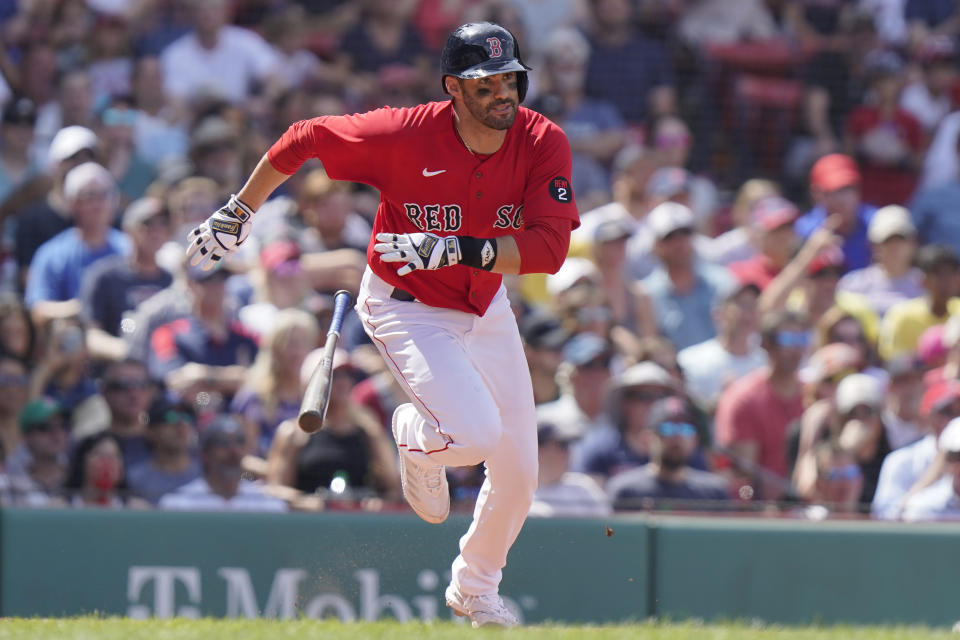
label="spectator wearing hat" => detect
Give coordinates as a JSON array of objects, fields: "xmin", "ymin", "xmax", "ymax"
[
  {"xmin": 836, "ymin": 205, "xmax": 924, "ymax": 316},
  {"xmin": 14, "ymin": 125, "xmax": 99, "ymax": 276},
  {"xmin": 844, "ymin": 50, "xmax": 924, "ymax": 207},
  {"xmin": 715, "ymin": 310, "xmax": 809, "ymax": 499},
  {"xmin": 25, "ymin": 162, "xmax": 131, "ymax": 325},
  {"xmin": 591, "ymin": 216, "xmax": 648, "ymax": 334},
  {"xmin": 728, "ymin": 196, "xmax": 802, "ymax": 291},
  {"xmin": 127, "ymin": 397, "xmax": 201, "ymax": 505},
  {"xmin": 633, "ymin": 202, "xmax": 734, "ymax": 351},
  {"xmin": 0, "ymin": 97, "xmax": 40, "ymax": 206},
  {"xmin": 529, "ymin": 423, "xmax": 611, "ymax": 518},
  {"xmin": 677, "ymin": 281, "xmax": 767, "ymax": 414},
  {"xmin": 79, "ymin": 197, "xmax": 172, "ymax": 360},
  {"xmin": 187, "ymin": 117, "xmax": 243, "ymax": 201},
  {"xmin": 519, "ymin": 310, "xmax": 570, "ymax": 406},
  {"xmin": 795, "ymin": 153, "xmax": 878, "ymax": 272},
  {"xmin": 901, "ymin": 417, "xmax": 960, "ymax": 520},
  {"xmin": 760, "ymin": 242, "xmax": 880, "ymax": 348},
  {"xmin": 536, "ymin": 333, "xmax": 615, "ymax": 441},
  {"xmin": 607, "ymin": 396, "xmax": 729, "ymax": 511},
  {"xmin": 265, "ymin": 348, "xmax": 399, "ymax": 504},
  {"xmin": 160, "ymin": 0, "xmax": 281, "ymax": 107},
  {"xmin": 878, "ymin": 244, "xmax": 960, "ymax": 361},
  {"xmin": 5, "ymin": 397, "xmax": 69, "ymax": 499},
  {"xmin": 900, "ymin": 36, "xmax": 957, "ymax": 134},
  {"xmin": 571, "ymin": 361, "xmax": 701, "ymax": 487},
  {"xmin": 160, "ymin": 415, "xmax": 286, "ymax": 512},
  {"xmin": 147, "ymin": 261, "xmax": 257, "ymax": 399},
  {"xmin": 872, "ymin": 379, "xmax": 960, "ymax": 518}
]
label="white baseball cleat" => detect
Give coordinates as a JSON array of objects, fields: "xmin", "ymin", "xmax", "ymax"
[
  {"xmin": 392, "ymin": 407, "xmax": 449, "ymax": 524},
  {"xmin": 445, "ymin": 584, "xmax": 519, "ymax": 628}
]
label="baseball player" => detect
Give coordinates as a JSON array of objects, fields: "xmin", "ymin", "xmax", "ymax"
[{"xmin": 186, "ymin": 22, "xmax": 579, "ymax": 627}]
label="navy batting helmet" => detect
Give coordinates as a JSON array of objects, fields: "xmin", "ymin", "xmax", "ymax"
[{"xmin": 441, "ymin": 22, "xmax": 532, "ymax": 102}]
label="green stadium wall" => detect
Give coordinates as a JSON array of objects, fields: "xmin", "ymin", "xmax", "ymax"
[{"xmin": 0, "ymin": 508, "xmax": 957, "ymax": 626}]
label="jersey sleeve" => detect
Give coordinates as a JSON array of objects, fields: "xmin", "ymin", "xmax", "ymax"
[{"xmin": 266, "ymin": 108, "xmax": 402, "ymax": 186}]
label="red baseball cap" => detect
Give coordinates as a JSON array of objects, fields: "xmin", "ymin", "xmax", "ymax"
[
  {"xmin": 750, "ymin": 196, "xmax": 799, "ymax": 232},
  {"xmin": 807, "ymin": 245, "xmax": 846, "ymax": 276},
  {"xmin": 259, "ymin": 238, "xmax": 301, "ymax": 272},
  {"xmin": 921, "ymin": 379, "xmax": 960, "ymax": 417},
  {"xmin": 810, "ymin": 154, "xmax": 861, "ymax": 193}
]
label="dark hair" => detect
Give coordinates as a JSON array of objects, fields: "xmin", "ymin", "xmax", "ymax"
[
  {"xmin": 915, "ymin": 244, "xmax": 960, "ymax": 273},
  {"xmin": 0, "ymin": 293, "xmax": 36, "ymax": 365},
  {"xmin": 760, "ymin": 310, "xmax": 809, "ymax": 347},
  {"xmin": 64, "ymin": 432, "xmax": 129, "ymax": 491}
]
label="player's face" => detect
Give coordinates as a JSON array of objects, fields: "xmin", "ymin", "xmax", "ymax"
[{"xmin": 457, "ymin": 73, "xmax": 519, "ymax": 130}]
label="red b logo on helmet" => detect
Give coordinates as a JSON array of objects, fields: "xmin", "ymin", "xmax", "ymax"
[{"xmin": 487, "ymin": 37, "xmax": 503, "ymax": 58}]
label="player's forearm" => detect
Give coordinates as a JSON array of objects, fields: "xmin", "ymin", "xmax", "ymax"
[
  {"xmin": 490, "ymin": 235, "xmax": 520, "ymax": 274},
  {"xmin": 236, "ymin": 155, "xmax": 293, "ymax": 211}
]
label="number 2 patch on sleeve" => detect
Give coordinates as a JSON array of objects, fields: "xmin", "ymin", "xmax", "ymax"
[{"xmin": 549, "ymin": 176, "xmax": 573, "ymax": 203}]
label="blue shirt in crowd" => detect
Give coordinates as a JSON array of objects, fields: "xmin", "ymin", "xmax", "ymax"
[
  {"xmin": 24, "ymin": 228, "xmax": 131, "ymax": 307},
  {"xmin": 642, "ymin": 264, "xmax": 733, "ymax": 351},
  {"xmin": 794, "ymin": 202, "xmax": 877, "ymax": 272},
  {"xmin": 910, "ymin": 181, "xmax": 960, "ymax": 256}
]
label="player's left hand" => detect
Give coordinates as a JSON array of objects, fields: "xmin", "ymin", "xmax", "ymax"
[
  {"xmin": 374, "ymin": 232, "xmax": 461, "ymax": 276},
  {"xmin": 185, "ymin": 194, "xmax": 255, "ymax": 271}
]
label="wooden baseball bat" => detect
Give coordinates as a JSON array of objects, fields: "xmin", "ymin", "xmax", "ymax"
[{"xmin": 297, "ymin": 289, "xmax": 353, "ymax": 434}]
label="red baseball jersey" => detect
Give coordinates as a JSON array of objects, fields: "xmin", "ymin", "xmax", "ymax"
[{"xmin": 267, "ymin": 100, "xmax": 580, "ymax": 315}]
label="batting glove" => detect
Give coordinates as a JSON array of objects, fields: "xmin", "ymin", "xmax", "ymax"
[
  {"xmin": 185, "ymin": 194, "xmax": 255, "ymax": 271},
  {"xmin": 373, "ymin": 232, "xmax": 461, "ymax": 276}
]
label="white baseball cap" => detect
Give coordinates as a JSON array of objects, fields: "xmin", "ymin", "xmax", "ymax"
[
  {"xmin": 546, "ymin": 257, "xmax": 599, "ymax": 296},
  {"xmin": 835, "ymin": 373, "xmax": 882, "ymax": 415},
  {"xmin": 63, "ymin": 162, "xmax": 115, "ymax": 201},
  {"xmin": 939, "ymin": 416, "xmax": 960, "ymax": 452},
  {"xmin": 615, "ymin": 361, "xmax": 673, "ymax": 389},
  {"xmin": 647, "ymin": 202, "xmax": 695, "ymax": 241},
  {"xmin": 867, "ymin": 205, "xmax": 916, "ymax": 244},
  {"xmin": 48, "ymin": 125, "xmax": 98, "ymax": 166}
]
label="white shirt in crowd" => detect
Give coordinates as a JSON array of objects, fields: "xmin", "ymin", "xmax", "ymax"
[
  {"xmin": 159, "ymin": 477, "xmax": 287, "ymax": 513},
  {"xmin": 161, "ymin": 26, "xmax": 280, "ymax": 104},
  {"xmin": 529, "ymin": 472, "xmax": 612, "ymax": 518},
  {"xmin": 902, "ymin": 475, "xmax": 960, "ymax": 522},
  {"xmin": 871, "ymin": 434, "xmax": 937, "ymax": 519},
  {"xmin": 677, "ymin": 337, "xmax": 768, "ymax": 412}
]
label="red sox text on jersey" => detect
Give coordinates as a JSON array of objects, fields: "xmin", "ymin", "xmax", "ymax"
[{"xmin": 267, "ymin": 100, "xmax": 579, "ymax": 315}]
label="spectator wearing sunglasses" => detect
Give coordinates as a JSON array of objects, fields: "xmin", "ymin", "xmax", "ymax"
[
  {"xmin": 800, "ymin": 441, "xmax": 863, "ymax": 517},
  {"xmin": 872, "ymin": 379, "xmax": 960, "ymax": 519},
  {"xmin": 715, "ymin": 311, "xmax": 809, "ymax": 500},
  {"xmin": 878, "ymin": 244, "xmax": 960, "ymax": 362},
  {"xmin": 159, "ymin": 415, "xmax": 286, "ymax": 512},
  {"xmin": 529, "ymin": 423, "xmax": 611, "ymax": 518},
  {"xmin": 571, "ymin": 361, "xmax": 693, "ymax": 488},
  {"xmin": 94, "ymin": 359, "xmax": 156, "ymax": 467},
  {"xmin": 607, "ymin": 396, "xmax": 728, "ymax": 511},
  {"xmin": 127, "ymin": 396, "xmax": 200, "ymax": 506}
]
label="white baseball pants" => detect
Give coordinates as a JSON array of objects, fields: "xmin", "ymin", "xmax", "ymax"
[{"xmin": 356, "ymin": 268, "xmax": 538, "ymax": 596}]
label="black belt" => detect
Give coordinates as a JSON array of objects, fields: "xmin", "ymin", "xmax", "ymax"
[{"xmin": 390, "ymin": 287, "xmax": 416, "ymax": 302}]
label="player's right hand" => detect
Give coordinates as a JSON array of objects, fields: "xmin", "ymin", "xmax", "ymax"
[{"xmin": 185, "ymin": 194, "xmax": 255, "ymax": 271}]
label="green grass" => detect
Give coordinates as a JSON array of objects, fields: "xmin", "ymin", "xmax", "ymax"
[{"xmin": 0, "ymin": 619, "xmax": 954, "ymax": 640}]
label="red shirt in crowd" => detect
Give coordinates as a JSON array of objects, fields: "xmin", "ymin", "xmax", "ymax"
[{"xmin": 845, "ymin": 106, "xmax": 925, "ymax": 206}]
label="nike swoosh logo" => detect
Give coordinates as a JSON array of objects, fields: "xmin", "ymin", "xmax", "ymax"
[{"xmin": 422, "ymin": 168, "xmax": 446, "ymax": 177}]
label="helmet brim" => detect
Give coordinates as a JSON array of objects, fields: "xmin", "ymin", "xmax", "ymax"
[{"xmin": 453, "ymin": 58, "xmax": 532, "ymax": 79}]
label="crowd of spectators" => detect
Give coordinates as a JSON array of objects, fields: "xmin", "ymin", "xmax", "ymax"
[{"xmin": 4, "ymin": 0, "xmax": 960, "ymax": 522}]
